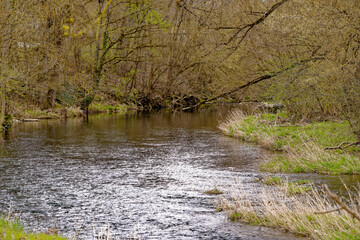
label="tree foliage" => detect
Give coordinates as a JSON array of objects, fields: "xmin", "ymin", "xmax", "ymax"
[{"xmin": 0, "ymin": 0, "xmax": 359, "ymax": 136}]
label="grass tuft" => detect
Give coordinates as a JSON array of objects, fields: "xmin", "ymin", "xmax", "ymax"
[
  {"xmin": 0, "ymin": 217, "xmax": 67, "ymax": 240},
  {"xmin": 204, "ymin": 188, "xmax": 223, "ymax": 195},
  {"xmin": 262, "ymin": 176, "xmax": 284, "ymax": 185},
  {"xmin": 261, "ymin": 176, "xmax": 312, "ymax": 196}
]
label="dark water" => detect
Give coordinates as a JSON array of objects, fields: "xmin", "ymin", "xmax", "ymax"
[{"xmin": 0, "ymin": 106, "xmax": 357, "ymax": 239}]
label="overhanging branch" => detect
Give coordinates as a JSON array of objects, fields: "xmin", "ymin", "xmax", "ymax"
[{"xmin": 182, "ymin": 56, "xmax": 323, "ymax": 111}]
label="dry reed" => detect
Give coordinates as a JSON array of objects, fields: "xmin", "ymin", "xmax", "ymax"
[{"xmin": 218, "ymin": 182, "xmax": 360, "ymax": 239}]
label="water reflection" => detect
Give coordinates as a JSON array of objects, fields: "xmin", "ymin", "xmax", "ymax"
[{"xmin": 0, "ymin": 106, "xmax": 350, "ymax": 239}]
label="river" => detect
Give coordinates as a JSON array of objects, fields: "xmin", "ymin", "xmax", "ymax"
[{"xmin": 0, "ymin": 105, "xmax": 357, "ymax": 239}]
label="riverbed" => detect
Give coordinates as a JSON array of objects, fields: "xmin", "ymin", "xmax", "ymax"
[{"xmin": 0, "ymin": 106, "xmax": 357, "ymax": 239}]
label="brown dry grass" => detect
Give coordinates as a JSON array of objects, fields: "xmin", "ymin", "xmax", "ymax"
[{"xmin": 218, "ymin": 182, "xmax": 360, "ymax": 239}]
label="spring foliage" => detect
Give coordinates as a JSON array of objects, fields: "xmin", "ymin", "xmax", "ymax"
[{"xmin": 0, "ymin": 0, "xmax": 358, "ymax": 130}]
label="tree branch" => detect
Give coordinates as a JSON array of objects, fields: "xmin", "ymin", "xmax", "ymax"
[
  {"xmin": 182, "ymin": 56, "xmax": 323, "ymax": 111},
  {"xmin": 323, "ymin": 184, "xmax": 360, "ymax": 222},
  {"xmin": 225, "ymin": 0, "xmax": 290, "ymax": 45},
  {"xmin": 324, "ymin": 141, "xmax": 360, "ymax": 151},
  {"xmin": 314, "ymin": 207, "xmax": 343, "ymax": 215}
]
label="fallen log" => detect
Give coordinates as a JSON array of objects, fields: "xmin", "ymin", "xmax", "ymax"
[{"xmin": 22, "ymin": 119, "xmax": 39, "ymax": 122}]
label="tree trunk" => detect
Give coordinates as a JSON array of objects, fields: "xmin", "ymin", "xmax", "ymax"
[
  {"xmin": 95, "ymin": 0, "xmax": 105, "ymax": 87},
  {"xmin": 0, "ymin": 84, "xmax": 5, "ymax": 128},
  {"xmin": 0, "ymin": 0, "xmax": 11, "ymax": 128}
]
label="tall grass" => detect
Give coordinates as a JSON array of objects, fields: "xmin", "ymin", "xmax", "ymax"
[
  {"xmin": 219, "ymin": 110, "xmax": 360, "ymax": 174},
  {"xmin": 218, "ymin": 183, "xmax": 360, "ymax": 239}
]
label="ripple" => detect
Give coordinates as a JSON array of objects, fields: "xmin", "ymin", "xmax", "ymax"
[{"xmin": 0, "ymin": 109, "xmax": 300, "ymax": 239}]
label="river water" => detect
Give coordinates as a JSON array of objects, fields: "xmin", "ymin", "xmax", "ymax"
[{"xmin": 0, "ymin": 105, "xmax": 357, "ymax": 239}]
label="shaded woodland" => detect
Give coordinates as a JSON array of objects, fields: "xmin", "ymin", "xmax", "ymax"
[{"xmin": 0, "ymin": 0, "xmax": 359, "ymax": 136}]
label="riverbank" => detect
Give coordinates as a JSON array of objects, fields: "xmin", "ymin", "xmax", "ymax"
[
  {"xmin": 219, "ymin": 110, "xmax": 360, "ymax": 174},
  {"xmin": 218, "ymin": 110, "xmax": 360, "ymax": 239},
  {"xmin": 0, "ymin": 102, "xmax": 132, "ymax": 132},
  {"xmin": 13, "ymin": 102, "xmax": 131, "ymax": 120},
  {"xmin": 0, "ymin": 217, "xmax": 67, "ymax": 240},
  {"xmin": 218, "ymin": 177, "xmax": 360, "ymax": 239}
]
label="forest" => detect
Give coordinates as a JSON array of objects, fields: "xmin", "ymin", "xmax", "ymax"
[
  {"xmin": 0, "ymin": 0, "xmax": 359, "ymax": 135},
  {"xmin": 1, "ymin": 0, "xmax": 360, "ymax": 239}
]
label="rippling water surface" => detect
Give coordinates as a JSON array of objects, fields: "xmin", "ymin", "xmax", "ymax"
[{"xmin": 0, "ymin": 106, "xmax": 327, "ymax": 239}]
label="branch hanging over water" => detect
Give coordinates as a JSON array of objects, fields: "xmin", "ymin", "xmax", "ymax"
[{"xmin": 183, "ymin": 56, "xmax": 324, "ymax": 111}]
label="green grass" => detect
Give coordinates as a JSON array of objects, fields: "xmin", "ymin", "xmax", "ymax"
[
  {"xmin": 261, "ymin": 176, "xmax": 312, "ymax": 196},
  {"xmin": 220, "ymin": 111, "xmax": 357, "ymax": 151},
  {"xmin": 0, "ymin": 218, "xmax": 67, "ymax": 240},
  {"xmin": 229, "ymin": 211, "xmax": 263, "ymax": 225},
  {"xmin": 22, "ymin": 109, "xmax": 60, "ymax": 119},
  {"xmin": 262, "ymin": 176, "xmax": 284, "ymax": 185},
  {"xmin": 219, "ymin": 111, "xmax": 360, "ymax": 174},
  {"xmin": 12, "ymin": 102, "xmax": 128, "ymax": 120},
  {"xmin": 88, "ymin": 102, "xmax": 127, "ymax": 114}
]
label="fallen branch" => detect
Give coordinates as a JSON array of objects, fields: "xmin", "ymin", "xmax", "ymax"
[
  {"xmin": 325, "ymin": 141, "xmax": 360, "ymax": 150},
  {"xmin": 323, "ymin": 184, "xmax": 360, "ymax": 222},
  {"xmin": 182, "ymin": 74, "xmax": 273, "ymax": 111},
  {"xmin": 314, "ymin": 207, "xmax": 343, "ymax": 215}
]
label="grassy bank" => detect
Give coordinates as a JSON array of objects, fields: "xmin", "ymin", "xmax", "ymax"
[
  {"xmin": 218, "ymin": 180, "xmax": 360, "ymax": 239},
  {"xmin": 0, "ymin": 217, "xmax": 67, "ymax": 240},
  {"xmin": 11, "ymin": 102, "xmax": 130, "ymax": 120},
  {"xmin": 219, "ymin": 110, "xmax": 360, "ymax": 174}
]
